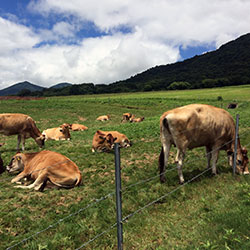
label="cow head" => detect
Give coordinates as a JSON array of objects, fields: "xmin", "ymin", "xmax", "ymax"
[
  {"xmin": 228, "ymin": 147, "xmax": 250, "ymax": 175},
  {"xmin": 120, "ymin": 139, "xmax": 132, "ymax": 148},
  {"xmin": 6, "ymin": 154, "xmax": 24, "ymax": 174},
  {"xmin": 60, "ymin": 123, "xmax": 71, "ymax": 140},
  {"xmin": 35, "ymin": 134, "xmax": 45, "ymax": 148},
  {"xmin": 96, "ymin": 131, "xmax": 117, "ymax": 152}
]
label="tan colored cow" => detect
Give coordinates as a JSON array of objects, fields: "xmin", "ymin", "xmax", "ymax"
[
  {"xmin": 42, "ymin": 123, "xmax": 71, "ymax": 141},
  {"xmin": 92, "ymin": 130, "xmax": 131, "ymax": 152},
  {"xmin": 96, "ymin": 115, "xmax": 110, "ymax": 121},
  {"xmin": 122, "ymin": 113, "xmax": 133, "ymax": 122},
  {"xmin": 6, "ymin": 150, "xmax": 82, "ymax": 191},
  {"xmin": 69, "ymin": 124, "xmax": 88, "ymax": 131},
  {"xmin": 159, "ymin": 104, "xmax": 249, "ymax": 184},
  {"xmin": 130, "ymin": 117, "xmax": 145, "ymax": 123},
  {"xmin": 0, "ymin": 113, "xmax": 45, "ymax": 151}
]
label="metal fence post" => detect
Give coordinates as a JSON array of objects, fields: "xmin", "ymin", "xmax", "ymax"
[
  {"xmin": 114, "ymin": 143, "xmax": 123, "ymax": 250},
  {"xmin": 233, "ymin": 114, "xmax": 239, "ymax": 175}
]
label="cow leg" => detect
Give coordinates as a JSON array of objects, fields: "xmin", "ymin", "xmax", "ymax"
[
  {"xmin": 21, "ymin": 135, "xmax": 25, "ymax": 151},
  {"xmin": 211, "ymin": 148, "xmax": 219, "ymax": 175},
  {"xmin": 14, "ymin": 173, "xmax": 48, "ymax": 191},
  {"xmin": 159, "ymin": 143, "xmax": 171, "ymax": 183},
  {"xmin": 11, "ymin": 172, "xmax": 27, "ymax": 183},
  {"xmin": 17, "ymin": 135, "xmax": 21, "ymax": 151},
  {"xmin": 176, "ymin": 150, "xmax": 185, "ymax": 184},
  {"xmin": 206, "ymin": 146, "xmax": 212, "ymax": 169}
]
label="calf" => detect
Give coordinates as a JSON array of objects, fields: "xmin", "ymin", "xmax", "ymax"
[
  {"xmin": 92, "ymin": 130, "xmax": 131, "ymax": 152},
  {"xmin": 42, "ymin": 123, "xmax": 71, "ymax": 141},
  {"xmin": 130, "ymin": 117, "xmax": 145, "ymax": 123},
  {"xmin": 159, "ymin": 104, "xmax": 249, "ymax": 184},
  {"xmin": 0, "ymin": 113, "xmax": 45, "ymax": 151},
  {"xmin": 6, "ymin": 150, "xmax": 82, "ymax": 191},
  {"xmin": 96, "ymin": 115, "xmax": 110, "ymax": 121},
  {"xmin": 70, "ymin": 124, "xmax": 88, "ymax": 131},
  {"xmin": 122, "ymin": 113, "xmax": 133, "ymax": 122}
]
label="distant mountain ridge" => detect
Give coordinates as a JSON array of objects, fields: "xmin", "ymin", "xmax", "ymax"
[{"xmin": 0, "ymin": 81, "xmax": 72, "ymax": 96}]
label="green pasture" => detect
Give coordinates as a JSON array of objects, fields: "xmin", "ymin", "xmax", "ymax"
[{"xmin": 0, "ymin": 85, "xmax": 249, "ymax": 249}]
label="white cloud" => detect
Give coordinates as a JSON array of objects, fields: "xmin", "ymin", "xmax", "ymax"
[{"xmin": 1, "ymin": 0, "xmax": 250, "ymax": 89}]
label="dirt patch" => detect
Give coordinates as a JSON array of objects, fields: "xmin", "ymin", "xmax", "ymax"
[{"xmin": 0, "ymin": 96, "xmax": 45, "ymax": 100}]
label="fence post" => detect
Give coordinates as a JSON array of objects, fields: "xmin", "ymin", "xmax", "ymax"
[
  {"xmin": 233, "ymin": 114, "xmax": 240, "ymax": 175},
  {"xmin": 114, "ymin": 143, "xmax": 123, "ymax": 250}
]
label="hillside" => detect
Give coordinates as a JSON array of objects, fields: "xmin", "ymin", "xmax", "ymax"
[
  {"xmin": 0, "ymin": 81, "xmax": 44, "ymax": 96},
  {"xmin": 110, "ymin": 33, "xmax": 250, "ymax": 92}
]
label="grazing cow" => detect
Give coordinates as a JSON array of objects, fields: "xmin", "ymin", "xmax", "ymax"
[
  {"xmin": 6, "ymin": 150, "xmax": 82, "ymax": 191},
  {"xmin": 0, "ymin": 143, "xmax": 4, "ymax": 174},
  {"xmin": 122, "ymin": 113, "xmax": 133, "ymax": 122},
  {"xmin": 227, "ymin": 103, "xmax": 238, "ymax": 109},
  {"xmin": 69, "ymin": 124, "xmax": 88, "ymax": 131},
  {"xmin": 159, "ymin": 104, "xmax": 249, "ymax": 184},
  {"xmin": 42, "ymin": 123, "xmax": 71, "ymax": 141},
  {"xmin": 130, "ymin": 117, "xmax": 145, "ymax": 123},
  {"xmin": 0, "ymin": 113, "xmax": 45, "ymax": 151},
  {"xmin": 92, "ymin": 130, "xmax": 131, "ymax": 152},
  {"xmin": 96, "ymin": 115, "xmax": 110, "ymax": 121}
]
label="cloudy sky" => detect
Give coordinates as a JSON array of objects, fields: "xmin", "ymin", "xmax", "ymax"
[{"xmin": 0, "ymin": 0, "xmax": 250, "ymax": 89}]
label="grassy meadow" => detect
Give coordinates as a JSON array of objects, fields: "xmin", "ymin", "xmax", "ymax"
[{"xmin": 0, "ymin": 85, "xmax": 250, "ymax": 249}]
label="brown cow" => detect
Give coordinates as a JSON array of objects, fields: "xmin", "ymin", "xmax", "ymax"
[
  {"xmin": 130, "ymin": 117, "xmax": 145, "ymax": 123},
  {"xmin": 92, "ymin": 130, "xmax": 131, "ymax": 152},
  {"xmin": 42, "ymin": 123, "xmax": 71, "ymax": 141},
  {"xmin": 159, "ymin": 104, "xmax": 249, "ymax": 184},
  {"xmin": 69, "ymin": 124, "xmax": 88, "ymax": 131},
  {"xmin": 122, "ymin": 113, "xmax": 133, "ymax": 122},
  {"xmin": 96, "ymin": 115, "xmax": 110, "ymax": 121},
  {"xmin": 0, "ymin": 113, "xmax": 45, "ymax": 151},
  {"xmin": 0, "ymin": 143, "xmax": 4, "ymax": 174},
  {"xmin": 6, "ymin": 150, "xmax": 82, "ymax": 191}
]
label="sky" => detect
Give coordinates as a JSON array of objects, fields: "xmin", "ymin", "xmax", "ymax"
[{"xmin": 0, "ymin": 0, "xmax": 250, "ymax": 90}]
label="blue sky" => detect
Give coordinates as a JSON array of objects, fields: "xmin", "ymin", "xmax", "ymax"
[{"xmin": 0, "ymin": 0, "xmax": 250, "ymax": 89}]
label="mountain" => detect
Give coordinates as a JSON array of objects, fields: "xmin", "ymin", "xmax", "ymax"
[
  {"xmin": 109, "ymin": 33, "xmax": 250, "ymax": 92},
  {"xmin": 49, "ymin": 82, "xmax": 72, "ymax": 89},
  {"xmin": 0, "ymin": 81, "xmax": 45, "ymax": 96}
]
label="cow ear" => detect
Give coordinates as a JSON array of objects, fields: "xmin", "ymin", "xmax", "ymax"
[
  {"xmin": 98, "ymin": 135, "xmax": 105, "ymax": 140},
  {"xmin": 16, "ymin": 156, "xmax": 22, "ymax": 161}
]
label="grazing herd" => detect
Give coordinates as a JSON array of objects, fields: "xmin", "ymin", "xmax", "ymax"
[{"xmin": 0, "ymin": 104, "xmax": 249, "ymax": 192}]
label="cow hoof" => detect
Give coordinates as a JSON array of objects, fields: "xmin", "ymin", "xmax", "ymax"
[{"xmin": 160, "ymin": 176, "xmax": 166, "ymax": 183}]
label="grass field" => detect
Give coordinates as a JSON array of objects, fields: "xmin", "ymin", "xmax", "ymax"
[{"xmin": 0, "ymin": 85, "xmax": 250, "ymax": 249}]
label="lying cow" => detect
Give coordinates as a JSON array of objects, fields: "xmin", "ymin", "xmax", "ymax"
[
  {"xmin": 96, "ymin": 115, "xmax": 110, "ymax": 121},
  {"xmin": 0, "ymin": 143, "xmax": 4, "ymax": 174},
  {"xmin": 92, "ymin": 130, "xmax": 131, "ymax": 152},
  {"xmin": 6, "ymin": 150, "xmax": 82, "ymax": 191},
  {"xmin": 69, "ymin": 123, "xmax": 88, "ymax": 131},
  {"xmin": 122, "ymin": 113, "xmax": 133, "ymax": 122},
  {"xmin": 0, "ymin": 113, "xmax": 45, "ymax": 151},
  {"xmin": 42, "ymin": 123, "xmax": 71, "ymax": 141},
  {"xmin": 159, "ymin": 104, "xmax": 249, "ymax": 184},
  {"xmin": 130, "ymin": 117, "xmax": 145, "ymax": 123}
]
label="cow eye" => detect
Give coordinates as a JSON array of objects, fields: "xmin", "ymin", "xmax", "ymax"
[{"xmin": 237, "ymin": 160, "xmax": 242, "ymax": 165}]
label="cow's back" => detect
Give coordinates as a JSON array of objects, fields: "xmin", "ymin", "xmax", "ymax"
[
  {"xmin": 161, "ymin": 104, "xmax": 235, "ymax": 150},
  {"xmin": 0, "ymin": 113, "xmax": 32, "ymax": 135}
]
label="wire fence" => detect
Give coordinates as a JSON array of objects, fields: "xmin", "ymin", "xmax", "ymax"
[{"xmin": 2, "ymin": 120, "xmax": 250, "ymax": 249}]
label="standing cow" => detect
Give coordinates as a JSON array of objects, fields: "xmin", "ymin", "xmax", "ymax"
[
  {"xmin": 0, "ymin": 113, "xmax": 45, "ymax": 151},
  {"xmin": 159, "ymin": 104, "xmax": 249, "ymax": 184}
]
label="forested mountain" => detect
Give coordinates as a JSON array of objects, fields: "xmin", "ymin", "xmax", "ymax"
[{"xmin": 1, "ymin": 33, "xmax": 250, "ymax": 96}]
